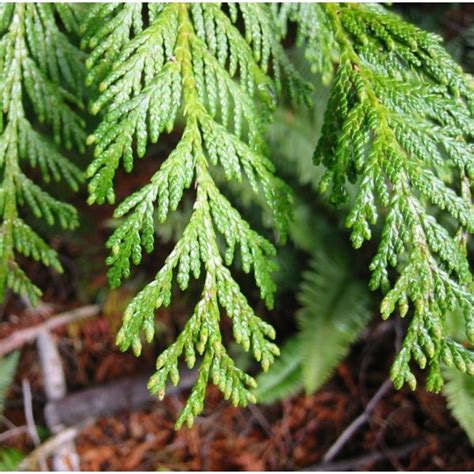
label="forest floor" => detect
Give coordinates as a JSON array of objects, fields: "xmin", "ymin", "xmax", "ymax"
[
  {"xmin": 1, "ymin": 2, "xmax": 474, "ymax": 471},
  {"xmin": 1, "ymin": 135, "xmax": 473, "ymax": 471},
  {"xmin": 1, "ymin": 299, "xmax": 473, "ymax": 471}
]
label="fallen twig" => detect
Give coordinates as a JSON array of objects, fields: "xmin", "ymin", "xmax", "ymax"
[
  {"xmin": 0, "ymin": 425, "xmax": 27, "ymax": 443},
  {"xmin": 305, "ymin": 439, "xmax": 424, "ymax": 471},
  {"xmin": 0, "ymin": 305, "xmax": 100, "ymax": 356},
  {"xmin": 37, "ymin": 328, "xmax": 80, "ymax": 471},
  {"xmin": 19, "ymin": 422, "xmax": 92, "ymax": 472},
  {"xmin": 45, "ymin": 371, "xmax": 197, "ymax": 428},
  {"xmin": 22, "ymin": 380, "xmax": 41, "ymax": 448},
  {"xmin": 37, "ymin": 329, "xmax": 67, "ymax": 403},
  {"xmin": 22, "ymin": 379, "xmax": 47, "ymax": 471},
  {"xmin": 322, "ymin": 378, "xmax": 393, "ymax": 463}
]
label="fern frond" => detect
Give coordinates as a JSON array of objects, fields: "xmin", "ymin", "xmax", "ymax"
[
  {"xmin": 267, "ymin": 65, "xmax": 330, "ymax": 192},
  {"xmin": 0, "ymin": 4, "xmax": 85, "ymax": 305},
  {"xmin": 443, "ymin": 368, "xmax": 474, "ymax": 445},
  {"xmin": 0, "ymin": 448, "xmax": 24, "ymax": 471},
  {"xmin": 85, "ymin": 3, "xmax": 309, "ymax": 428},
  {"xmin": 0, "ymin": 351, "xmax": 19, "ymax": 415},
  {"xmin": 255, "ymin": 244, "xmax": 371, "ymax": 403},
  {"xmin": 441, "ymin": 302, "xmax": 474, "ymax": 444},
  {"xmin": 253, "ymin": 337, "xmax": 303, "ymax": 404},
  {"xmin": 286, "ymin": 3, "xmax": 474, "ymax": 392},
  {"xmin": 298, "ymin": 250, "xmax": 372, "ymax": 393}
]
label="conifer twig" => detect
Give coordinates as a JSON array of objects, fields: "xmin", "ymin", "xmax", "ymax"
[
  {"xmin": 0, "ymin": 4, "xmax": 86, "ymax": 304},
  {"xmin": 83, "ymin": 2, "xmax": 310, "ymax": 428}
]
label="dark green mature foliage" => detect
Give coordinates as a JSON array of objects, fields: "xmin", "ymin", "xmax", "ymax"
[{"xmin": 0, "ymin": 4, "xmax": 85, "ymax": 304}]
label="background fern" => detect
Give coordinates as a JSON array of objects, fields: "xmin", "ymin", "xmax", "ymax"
[
  {"xmin": 255, "ymin": 52, "xmax": 372, "ymax": 403},
  {"xmin": 255, "ymin": 230, "xmax": 372, "ymax": 404},
  {"xmin": 444, "ymin": 368, "xmax": 474, "ymax": 444},
  {"xmin": 0, "ymin": 351, "xmax": 19, "ymax": 415},
  {"xmin": 254, "ymin": 336, "xmax": 303, "ymax": 404},
  {"xmin": 298, "ymin": 249, "xmax": 372, "ymax": 394},
  {"xmin": 442, "ymin": 301, "xmax": 474, "ymax": 445},
  {"xmin": 0, "ymin": 448, "xmax": 24, "ymax": 472}
]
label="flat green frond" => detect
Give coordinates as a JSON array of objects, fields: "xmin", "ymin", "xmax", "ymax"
[
  {"xmin": 0, "ymin": 4, "xmax": 85, "ymax": 305},
  {"xmin": 23, "ymin": 4, "xmax": 85, "ymax": 92},
  {"xmin": 14, "ymin": 173, "xmax": 78, "ymax": 229},
  {"xmin": 291, "ymin": 3, "xmax": 474, "ymax": 392},
  {"xmin": 17, "ymin": 119, "xmax": 83, "ymax": 190},
  {"xmin": 85, "ymin": 3, "xmax": 303, "ymax": 428},
  {"xmin": 235, "ymin": 3, "xmax": 312, "ymax": 102},
  {"xmin": 0, "ymin": 448, "xmax": 24, "ymax": 472},
  {"xmin": 298, "ymin": 250, "xmax": 372, "ymax": 393},
  {"xmin": 443, "ymin": 368, "xmax": 474, "ymax": 445},
  {"xmin": 22, "ymin": 59, "xmax": 86, "ymax": 150},
  {"xmin": 253, "ymin": 337, "xmax": 303, "ymax": 404},
  {"xmin": 81, "ymin": 3, "xmax": 147, "ymax": 87},
  {"xmin": 255, "ymin": 243, "xmax": 372, "ymax": 403},
  {"xmin": 54, "ymin": 4, "xmax": 83, "ymax": 36},
  {"xmin": 0, "ymin": 351, "xmax": 19, "ymax": 415},
  {"xmin": 12, "ymin": 219, "xmax": 62, "ymax": 271}
]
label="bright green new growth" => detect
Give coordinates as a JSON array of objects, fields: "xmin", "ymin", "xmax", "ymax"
[
  {"xmin": 83, "ymin": 2, "xmax": 473, "ymax": 427},
  {"xmin": 84, "ymin": 3, "xmax": 309, "ymax": 428},
  {"xmin": 276, "ymin": 3, "xmax": 474, "ymax": 392},
  {"xmin": 0, "ymin": 4, "xmax": 85, "ymax": 304}
]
